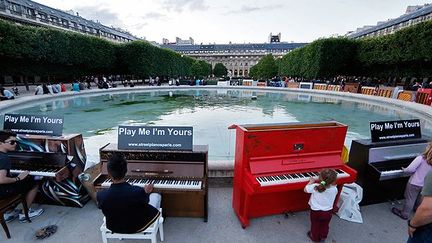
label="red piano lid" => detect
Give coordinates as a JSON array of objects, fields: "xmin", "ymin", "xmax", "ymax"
[
  {"xmin": 230, "ymin": 121, "xmax": 347, "ymax": 131},
  {"xmin": 249, "ymin": 152, "xmax": 344, "ymax": 175}
]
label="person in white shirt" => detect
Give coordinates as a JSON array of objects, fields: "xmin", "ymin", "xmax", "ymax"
[
  {"xmin": 34, "ymin": 85, "xmax": 43, "ymax": 95},
  {"xmin": 304, "ymin": 169, "xmax": 338, "ymax": 243},
  {"xmin": 0, "ymin": 87, "xmax": 14, "ymax": 100}
]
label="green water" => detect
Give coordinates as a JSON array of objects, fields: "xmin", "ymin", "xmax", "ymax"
[{"xmin": 1, "ymin": 89, "xmax": 431, "ymax": 162}]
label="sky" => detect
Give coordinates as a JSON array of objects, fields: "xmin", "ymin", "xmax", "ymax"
[{"xmin": 34, "ymin": 0, "xmax": 431, "ymax": 44}]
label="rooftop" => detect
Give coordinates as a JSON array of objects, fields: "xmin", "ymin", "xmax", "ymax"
[
  {"xmin": 347, "ymin": 4, "xmax": 432, "ymax": 38},
  {"xmin": 2, "ymin": 0, "xmax": 138, "ymax": 40}
]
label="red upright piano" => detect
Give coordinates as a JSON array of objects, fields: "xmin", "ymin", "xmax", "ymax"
[{"xmin": 229, "ymin": 121, "xmax": 357, "ymax": 228}]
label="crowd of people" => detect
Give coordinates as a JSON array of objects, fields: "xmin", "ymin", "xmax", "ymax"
[{"xmin": 283, "ymin": 75, "xmax": 432, "ymax": 92}]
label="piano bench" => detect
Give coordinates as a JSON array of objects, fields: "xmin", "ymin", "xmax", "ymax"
[
  {"xmin": 100, "ymin": 209, "xmax": 164, "ymax": 243},
  {"xmin": 0, "ymin": 194, "xmax": 31, "ymax": 239}
]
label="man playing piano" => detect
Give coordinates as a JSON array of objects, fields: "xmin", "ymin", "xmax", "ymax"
[
  {"xmin": 97, "ymin": 153, "xmax": 162, "ymax": 233},
  {"xmin": 0, "ymin": 130, "xmax": 44, "ymax": 223}
]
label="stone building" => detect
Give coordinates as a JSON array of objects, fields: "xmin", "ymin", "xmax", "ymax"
[
  {"xmin": 0, "ymin": 0, "xmax": 137, "ymax": 43},
  {"xmin": 347, "ymin": 4, "xmax": 432, "ymax": 39},
  {"xmin": 161, "ymin": 34, "xmax": 306, "ymax": 77}
]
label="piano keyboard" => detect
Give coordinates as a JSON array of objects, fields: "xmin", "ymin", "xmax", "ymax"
[
  {"xmin": 380, "ymin": 169, "xmax": 403, "ymax": 176},
  {"xmin": 10, "ymin": 169, "xmax": 57, "ymax": 177},
  {"xmin": 256, "ymin": 169, "xmax": 350, "ymax": 187},
  {"xmin": 101, "ymin": 178, "xmax": 202, "ymax": 190}
]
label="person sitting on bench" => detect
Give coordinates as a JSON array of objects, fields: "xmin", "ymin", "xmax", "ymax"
[
  {"xmin": 97, "ymin": 153, "xmax": 161, "ymax": 233},
  {"xmin": 0, "ymin": 130, "xmax": 44, "ymax": 223}
]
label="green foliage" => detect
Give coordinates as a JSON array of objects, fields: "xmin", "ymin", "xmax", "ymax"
[
  {"xmin": 356, "ymin": 20, "xmax": 432, "ymax": 77},
  {"xmin": 279, "ymin": 38, "xmax": 357, "ymax": 79},
  {"xmin": 191, "ymin": 60, "xmax": 212, "ymax": 78},
  {"xmin": 0, "ymin": 19, "xmax": 203, "ymax": 80},
  {"xmin": 249, "ymin": 54, "xmax": 278, "ymax": 79},
  {"xmin": 213, "ymin": 63, "xmax": 227, "ymax": 77},
  {"xmin": 278, "ymin": 20, "xmax": 432, "ymax": 78}
]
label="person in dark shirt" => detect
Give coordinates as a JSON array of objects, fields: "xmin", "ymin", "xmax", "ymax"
[
  {"xmin": 0, "ymin": 130, "xmax": 44, "ymax": 222},
  {"xmin": 97, "ymin": 153, "xmax": 161, "ymax": 233}
]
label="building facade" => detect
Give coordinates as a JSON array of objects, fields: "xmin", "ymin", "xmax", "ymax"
[
  {"xmin": 347, "ymin": 4, "xmax": 432, "ymax": 39},
  {"xmin": 161, "ymin": 34, "xmax": 306, "ymax": 77},
  {"xmin": 0, "ymin": 0, "xmax": 137, "ymax": 43}
]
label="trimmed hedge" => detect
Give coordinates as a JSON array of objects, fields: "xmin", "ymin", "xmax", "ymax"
[
  {"xmin": 0, "ymin": 19, "xmax": 201, "ymax": 80},
  {"xmin": 275, "ymin": 20, "xmax": 432, "ymax": 79}
]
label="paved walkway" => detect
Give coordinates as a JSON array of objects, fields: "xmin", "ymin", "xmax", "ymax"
[{"xmin": 1, "ymin": 186, "xmax": 409, "ymax": 243}]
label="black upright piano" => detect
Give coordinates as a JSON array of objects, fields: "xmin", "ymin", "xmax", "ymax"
[{"xmin": 348, "ymin": 138, "xmax": 429, "ymax": 205}]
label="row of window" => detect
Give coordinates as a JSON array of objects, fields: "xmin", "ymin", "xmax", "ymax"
[
  {"xmin": 230, "ymin": 70, "xmax": 249, "ymax": 76},
  {"xmin": 359, "ymin": 13, "xmax": 432, "ymax": 38},
  {"xmin": 1, "ymin": 0, "xmax": 133, "ymax": 42},
  {"xmin": 181, "ymin": 49, "xmax": 289, "ymax": 54}
]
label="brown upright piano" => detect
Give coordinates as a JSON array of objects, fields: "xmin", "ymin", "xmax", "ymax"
[{"xmin": 94, "ymin": 143, "xmax": 209, "ymax": 221}]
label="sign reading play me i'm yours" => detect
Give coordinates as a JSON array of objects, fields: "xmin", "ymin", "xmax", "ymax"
[
  {"xmin": 118, "ymin": 125, "xmax": 193, "ymax": 151},
  {"xmin": 370, "ymin": 119, "xmax": 421, "ymax": 143},
  {"xmin": 3, "ymin": 113, "xmax": 64, "ymax": 136}
]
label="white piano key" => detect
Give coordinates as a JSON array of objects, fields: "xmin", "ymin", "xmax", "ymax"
[
  {"xmin": 256, "ymin": 169, "xmax": 350, "ymax": 187},
  {"xmin": 10, "ymin": 169, "xmax": 56, "ymax": 177},
  {"xmin": 101, "ymin": 178, "xmax": 202, "ymax": 190}
]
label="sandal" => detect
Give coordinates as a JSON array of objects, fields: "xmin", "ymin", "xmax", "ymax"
[
  {"xmin": 35, "ymin": 225, "xmax": 58, "ymax": 239},
  {"xmin": 391, "ymin": 207, "xmax": 408, "ymax": 220}
]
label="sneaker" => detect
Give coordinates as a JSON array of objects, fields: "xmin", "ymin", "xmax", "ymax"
[
  {"xmin": 4, "ymin": 209, "xmax": 21, "ymax": 223},
  {"xmin": 391, "ymin": 207, "xmax": 408, "ymax": 220},
  {"xmin": 19, "ymin": 208, "xmax": 44, "ymax": 223}
]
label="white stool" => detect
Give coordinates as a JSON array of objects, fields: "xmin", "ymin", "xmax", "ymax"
[{"xmin": 100, "ymin": 209, "xmax": 164, "ymax": 243}]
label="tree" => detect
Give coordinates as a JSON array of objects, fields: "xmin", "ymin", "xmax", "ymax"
[
  {"xmin": 191, "ymin": 60, "xmax": 211, "ymax": 78},
  {"xmin": 213, "ymin": 63, "xmax": 227, "ymax": 77},
  {"xmin": 251, "ymin": 54, "xmax": 278, "ymax": 79}
]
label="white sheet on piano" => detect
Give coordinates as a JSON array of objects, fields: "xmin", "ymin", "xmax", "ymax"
[
  {"xmin": 101, "ymin": 178, "xmax": 202, "ymax": 190},
  {"xmin": 256, "ymin": 169, "xmax": 350, "ymax": 187},
  {"xmin": 10, "ymin": 169, "xmax": 57, "ymax": 177}
]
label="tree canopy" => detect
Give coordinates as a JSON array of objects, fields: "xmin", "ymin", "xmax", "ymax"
[
  {"xmin": 249, "ymin": 54, "xmax": 278, "ymax": 80},
  {"xmin": 0, "ymin": 19, "xmax": 210, "ymax": 81},
  {"xmin": 213, "ymin": 63, "xmax": 228, "ymax": 77}
]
